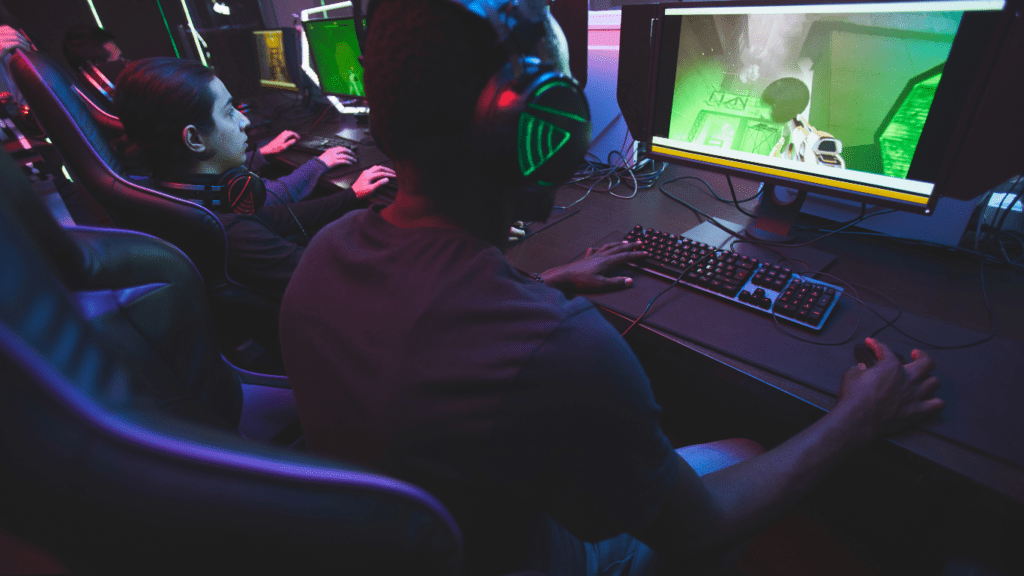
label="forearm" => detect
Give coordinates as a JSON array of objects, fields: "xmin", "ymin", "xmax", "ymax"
[
  {"xmin": 263, "ymin": 158, "xmax": 329, "ymax": 205},
  {"xmin": 638, "ymin": 340, "xmax": 941, "ymax": 567},
  {"xmin": 246, "ymin": 149, "xmax": 270, "ymax": 173},
  {"xmin": 642, "ymin": 406, "xmax": 870, "ymax": 562},
  {"xmin": 702, "ymin": 406, "xmax": 868, "ymax": 535}
]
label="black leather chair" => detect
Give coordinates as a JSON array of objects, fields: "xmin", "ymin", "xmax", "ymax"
[
  {"xmin": 0, "ymin": 146, "xmax": 298, "ymax": 440},
  {"xmin": 7, "ymin": 48, "xmax": 282, "ymax": 368},
  {"xmin": 0, "ymin": 147, "xmax": 464, "ymax": 574}
]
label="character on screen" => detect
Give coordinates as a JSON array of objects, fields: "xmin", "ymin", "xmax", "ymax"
[
  {"xmin": 762, "ymin": 77, "xmax": 845, "ymax": 169},
  {"xmin": 334, "ymin": 41, "xmax": 364, "ymax": 96}
]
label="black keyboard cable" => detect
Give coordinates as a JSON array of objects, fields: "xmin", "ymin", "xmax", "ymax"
[{"xmin": 620, "ymin": 251, "xmax": 712, "ymax": 338}]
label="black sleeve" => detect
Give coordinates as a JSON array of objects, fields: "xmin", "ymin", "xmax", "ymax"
[
  {"xmin": 485, "ymin": 305, "xmax": 680, "ymax": 542},
  {"xmin": 220, "ymin": 215, "xmax": 303, "ymax": 295}
]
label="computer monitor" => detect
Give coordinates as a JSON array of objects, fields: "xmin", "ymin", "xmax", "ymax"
[
  {"xmin": 301, "ymin": 17, "xmax": 366, "ymax": 99},
  {"xmin": 252, "ymin": 28, "xmax": 302, "ymax": 92},
  {"xmin": 623, "ymin": 0, "xmax": 1022, "ymax": 239}
]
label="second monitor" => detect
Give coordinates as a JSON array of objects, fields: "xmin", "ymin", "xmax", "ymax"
[
  {"xmin": 253, "ymin": 28, "xmax": 302, "ymax": 92},
  {"xmin": 302, "ymin": 17, "xmax": 366, "ymax": 99}
]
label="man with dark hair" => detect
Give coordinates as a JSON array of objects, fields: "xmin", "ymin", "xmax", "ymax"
[
  {"xmin": 279, "ymin": 1, "xmax": 943, "ymax": 574},
  {"xmin": 115, "ymin": 57, "xmax": 394, "ymax": 295}
]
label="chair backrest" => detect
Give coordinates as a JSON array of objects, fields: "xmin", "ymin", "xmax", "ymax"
[
  {"xmin": 0, "ymin": 149, "xmax": 242, "ymax": 429},
  {"xmin": 71, "ymin": 83, "xmax": 124, "ymax": 138},
  {"xmin": 7, "ymin": 48, "xmax": 229, "ymax": 288},
  {"xmin": 0, "ymin": 149, "xmax": 463, "ymax": 574}
]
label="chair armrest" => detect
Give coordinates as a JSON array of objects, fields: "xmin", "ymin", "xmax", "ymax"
[{"xmin": 225, "ymin": 357, "xmax": 291, "ymax": 388}]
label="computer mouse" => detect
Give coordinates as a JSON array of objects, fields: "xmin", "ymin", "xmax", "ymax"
[{"xmin": 853, "ymin": 342, "xmax": 906, "ymax": 368}]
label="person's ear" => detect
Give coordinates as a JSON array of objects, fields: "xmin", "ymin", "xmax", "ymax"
[{"xmin": 182, "ymin": 125, "xmax": 207, "ymax": 154}]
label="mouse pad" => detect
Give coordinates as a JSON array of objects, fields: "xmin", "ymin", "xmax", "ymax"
[{"xmin": 586, "ymin": 231, "xmax": 1024, "ymax": 469}]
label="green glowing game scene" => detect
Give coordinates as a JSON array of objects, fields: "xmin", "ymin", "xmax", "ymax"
[
  {"xmin": 304, "ymin": 18, "xmax": 365, "ymax": 97},
  {"xmin": 663, "ymin": 6, "xmax": 963, "ymax": 182}
]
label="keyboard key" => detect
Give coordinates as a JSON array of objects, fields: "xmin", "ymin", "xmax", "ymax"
[
  {"xmin": 778, "ymin": 302, "xmax": 798, "ymax": 316},
  {"xmin": 623, "ymin": 225, "xmax": 841, "ymax": 331}
]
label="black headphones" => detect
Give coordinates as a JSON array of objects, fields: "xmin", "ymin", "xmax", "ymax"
[
  {"xmin": 157, "ymin": 167, "xmax": 267, "ymax": 215},
  {"xmin": 362, "ymin": 0, "xmax": 591, "ymax": 221}
]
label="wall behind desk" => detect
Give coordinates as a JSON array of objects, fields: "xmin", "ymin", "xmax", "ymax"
[
  {"xmin": 6, "ymin": 0, "xmax": 190, "ymax": 69},
  {"xmin": 587, "ymin": 10, "xmax": 636, "ymax": 166}
]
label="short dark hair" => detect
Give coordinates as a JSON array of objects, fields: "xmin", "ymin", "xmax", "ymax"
[
  {"xmin": 365, "ymin": 0, "xmax": 505, "ymax": 172},
  {"xmin": 63, "ymin": 24, "xmax": 116, "ymax": 69},
  {"xmin": 114, "ymin": 57, "xmax": 217, "ymax": 179}
]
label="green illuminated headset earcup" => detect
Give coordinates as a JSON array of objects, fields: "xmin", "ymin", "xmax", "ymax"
[{"xmin": 473, "ymin": 57, "xmax": 591, "ymax": 192}]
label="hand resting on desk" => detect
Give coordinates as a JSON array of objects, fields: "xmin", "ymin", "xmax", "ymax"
[
  {"xmin": 839, "ymin": 337, "xmax": 944, "ymax": 440},
  {"xmin": 539, "ymin": 240, "xmax": 647, "ymax": 293}
]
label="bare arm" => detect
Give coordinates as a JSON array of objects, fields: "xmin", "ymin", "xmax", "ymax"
[{"xmin": 634, "ymin": 338, "xmax": 944, "ymax": 566}]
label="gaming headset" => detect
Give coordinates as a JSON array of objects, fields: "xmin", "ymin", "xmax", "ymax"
[
  {"xmin": 360, "ymin": 0, "xmax": 592, "ymax": 221},
  {"xmin": 157, "ymin": 166, "xmax": 267, "ymax": 216}
]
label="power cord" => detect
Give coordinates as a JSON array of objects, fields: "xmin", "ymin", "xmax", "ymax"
[{"xmin": 557, "ymin": 133, "xmax": 665, "ymax": 209}]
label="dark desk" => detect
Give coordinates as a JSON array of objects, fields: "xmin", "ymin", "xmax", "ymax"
[
  {"xmin": 252, "ymin": 98, "xmax": 392, "ymax": 193},
  {"xmin": 506, "ymin": 164, "xmax": 1024, "ymax": 506}
]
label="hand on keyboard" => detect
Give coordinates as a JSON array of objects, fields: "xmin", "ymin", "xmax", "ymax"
[
  {"xmin": 538, "ymin": 240, "xmax": 647, "ymax": 293},
  {"xmin": 259, "ymin": 130, "xmax": 300, "ymax": 156},
  {"xmin": 351, "ymin": 165, "xmax": 397, "ymax": 198},
  {"xmin": 318, "ymin": 146, "xmax": 358, "ymax": 169}
]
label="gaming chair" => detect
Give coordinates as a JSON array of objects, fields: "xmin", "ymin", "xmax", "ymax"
[{"xmin": 7, "ymin": 48, "xmax": 284, "ymax": 369}]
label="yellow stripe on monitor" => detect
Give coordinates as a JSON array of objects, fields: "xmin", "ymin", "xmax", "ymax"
[{"xmin": 651, "ymin": 146, "xmax": 930, "ymax": 206}]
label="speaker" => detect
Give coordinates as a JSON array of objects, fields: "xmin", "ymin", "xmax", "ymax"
[{"xmin": 617, "ymin": 3, "xmax": 660, "ymax": 144}]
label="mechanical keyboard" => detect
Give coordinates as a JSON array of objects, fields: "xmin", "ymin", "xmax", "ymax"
[
  {"xmin": 623, "ymin": 225, "xmax": 843, "ymax": 331},
  {"xmin": 292, "ymin": 134, "xmax": 360, "ymax": 155}
]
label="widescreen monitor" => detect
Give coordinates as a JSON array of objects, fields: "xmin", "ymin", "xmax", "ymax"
[
  {"xmin": 253, "ymin": 28, "xmax": 301, "ymax": 92},
  {"xmin": 641, "ymin": 0, "xmax": 1014, "ymax": 223},
  {"xmin": 302, "ymin": 17, "xmax": 365, "ymax": 99}
]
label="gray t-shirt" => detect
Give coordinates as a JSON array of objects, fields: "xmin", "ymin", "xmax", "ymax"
[{"xmin": 279, "ymin": 207, "xmax": 679, "ymax": 574}]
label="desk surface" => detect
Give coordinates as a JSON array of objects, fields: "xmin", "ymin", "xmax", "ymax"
[
  {"xmin": 252, "ymin": 97, "xmax": 392, "ymax": 192},
  {"xmin": 506, "ymin": 164, "xmax": 1024, "ymax": 505},
  {"xmin": 253, "ymin": 97, "xmax": 1024, "ymax": 504}
]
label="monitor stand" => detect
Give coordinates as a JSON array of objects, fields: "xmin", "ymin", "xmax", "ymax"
[{"xmin": 744, "ymin": 182, "xmax": 807, "ymax": 243}]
